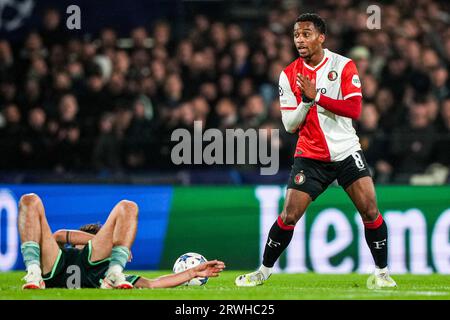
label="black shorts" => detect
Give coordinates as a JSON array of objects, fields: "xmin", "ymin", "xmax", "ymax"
[
  {"xmin": 287, "ymin": 150, "xmax": 371, "ymax": 200},
  {"xmin": 42, "ymin": 241, "xmax": 140, "ymax": 288}
]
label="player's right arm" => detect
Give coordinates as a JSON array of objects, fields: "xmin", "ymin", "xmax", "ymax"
[
  {"xmin": 133, "ymin": 260, "xmax": 226, "ymax": 289},
  {"xmin": 279, "ymin": 70, "xmax": 314, "ymax": 133},
  {"xmin": 53, "ymin": 229, "xmax": 95, "ymax": 246}
]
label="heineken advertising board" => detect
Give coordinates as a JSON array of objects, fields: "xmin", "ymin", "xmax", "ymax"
[{"xmin": 1, "ymin": 185, "xmax": 449, "ymax": 274}]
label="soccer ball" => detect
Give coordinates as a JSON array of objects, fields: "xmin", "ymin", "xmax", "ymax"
[{"xmin": 173, "ymin": 252, "xmax": 208, "ymax": 286}]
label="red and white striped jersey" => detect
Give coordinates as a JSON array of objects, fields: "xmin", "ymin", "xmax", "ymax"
[{"xmin": 279, "ymin": 48, "xmax": 362, "ymax": 162}]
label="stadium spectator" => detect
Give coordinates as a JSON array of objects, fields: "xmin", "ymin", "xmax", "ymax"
[
  {"xmin": 0, "ymin": 104, "xmax": 24, "ymax": 169},
  {"xmin": 93, "ymin": 112, "xmax": 121, "ymax": 172},
  {"xmin": 40, "ymin": 7, "xmax": 66, "ymax": 48},
  {"xmin": 0, "ymin": 40, "xmax": 14, "ymax": 79},
  {"xmin": 361, "ymin": 74, "xmax": 378, "ymax": 103},
  {"xmin": 19, "ymin": 78, "xmax": 44, "ymax": 112},
  {"xmin": 131, "ymin": 27, "xmax": 149, "ymax": 50},
  {"xmin": 191, "ymin": 96, "xmax": 211, "ymax": 126},
  {"xmin": 215, "ymin": 98, "xmax": 238, "ymax": 130},
  {"xmin": 122, "ymin": 101, "xmax": 155, "ymax": 169},
  {"xmin": 0, "ymin": 81, "xmax": 18, "ymax": 107},
  {"xmin": 431, "ymin": 65, "xmax": 449, "ymax": 101},
  {"xmin": 348, "ymin": 46, "xmax": 371, "ymax": 76},
  {"xmin": 99, "ymin": 28, "xmax": 118, "ymax": 51},
  {"xmin": 380, "ymin": 53, "xmax": 410, "ymax": 105},
  {"xmin": 357, "ymin": 103, "xmax": 390, "ymax": 180},
  {"xmin": 22, "ymin": 108, "xmax": 51, "ymax": 169},
  {"xmin": 239, "ymin": 95, "xmax": 266, "ymax": 129},
  {"xmin": 152, "ymin": 20, "xmax": 173, "ymax": 50},
  {"xmin": 20, "ymin": 32, "xmax": 47, "ymax": 62},
  {"xmin": 162, "ymin": 73, "xmax": 184, "ymax": 109},
  {"xmin": 217, "ymin": 73, "xmax": 235, "ymax": 99},
  {"xmin": 231, "ymin": 40, "xmax": 251, "ymax": 79},
  {"xmin": 389, "ymin": 99, "xmax": 438, "ymax": 182},
  {"xmin": 78, "ymin": 71, "xmax": 109, "ymax": 126},
  {"xmin": 374, "ymin": 88, "xmax": 399, "ymax": 132},
  {"xmin": 433, "ymin": 97, "xmax": 450, "ymax": 167}
]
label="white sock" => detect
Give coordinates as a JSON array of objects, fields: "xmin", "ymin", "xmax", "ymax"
[
  {"xmin": 258, "ymin": 265, "xmax": 272, "ymax": 280},
  {"xmin": 107, "ymin": 264, "xmax": 123, "ymax": 275},
  {"xmin": 27, "ymin": 263, "xmax": 42, "ymax": 275},
  {"xmin": 375, "ymin": 266, "xmax": 388, "ymax": 275}
]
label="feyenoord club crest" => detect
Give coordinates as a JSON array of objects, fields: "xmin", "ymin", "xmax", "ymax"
[
  {"xmin": 328, "ymin": 70, "xmax": 338, "ymax": 81},
  {"xmin": 294, "ymin": 172, "xmax": 306, "ymax": 185}
]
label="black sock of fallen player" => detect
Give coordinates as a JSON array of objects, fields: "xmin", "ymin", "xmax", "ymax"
[
  {"xmin": 364, "ymin": 213, "xmax": 388, "ymax": 269},
  {"xmin": 262, "ymin": 216, "xmax": 295, "ymax": 268}
]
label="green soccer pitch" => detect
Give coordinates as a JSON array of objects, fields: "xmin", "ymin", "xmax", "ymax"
[{"xmin": 1, "ymin": 271, "xmax": 449, "ymax": 300}]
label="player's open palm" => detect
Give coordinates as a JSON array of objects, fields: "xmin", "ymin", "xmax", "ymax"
[{"xmin": 195, "ymin": 260, "xmax": 226, "ymax": 277}]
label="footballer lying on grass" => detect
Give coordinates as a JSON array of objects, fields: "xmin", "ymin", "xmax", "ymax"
[{"xmin": 18, "ymin": 193, "xmax": 225, "ymax": 289}]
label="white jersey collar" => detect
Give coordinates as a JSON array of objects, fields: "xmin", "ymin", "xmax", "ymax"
[{"xmin": 303, "ymin": 49, "xmax": 329, "ymax": 71}]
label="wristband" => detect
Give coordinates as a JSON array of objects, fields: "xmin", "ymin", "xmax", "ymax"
[
  {"xmin": 66, "ymin": 231, "xmax": 71, "ymax": 245},
  {"xmin": 301, "ymin": 93, "xmax": 313, "ymax": 103},
  {"xmin": 315, "ymin": 91, "xmax": 321, "ymax": 103}
]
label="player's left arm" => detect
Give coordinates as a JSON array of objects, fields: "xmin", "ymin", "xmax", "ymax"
[
  {"xmin": 298, "ymin": 60, "xmax": 362, "ymax": 120},
  {"xmin": 132, "ymin": 260, "xmax": 226, "ymax": 289}
]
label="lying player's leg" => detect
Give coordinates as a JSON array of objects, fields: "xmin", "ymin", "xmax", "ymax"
[
  {"xmin": 235, "ymin": 189, "xmax": 312, "ymax": 287},
  {"xmin": 18, "ymin": 193, "xmax": 60, "ymax": 289},
  {"xmin": 344, "ymin": 176, "xmax": 396, "ymax": 288},
  {"xmin": 90, "ymin": 200, "xmax": 138, "ymax": 289}
]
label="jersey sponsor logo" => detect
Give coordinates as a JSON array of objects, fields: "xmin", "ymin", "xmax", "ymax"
[
  {"xmin": 316, "ymin": 87, "xmax": 327, "ymax": 94},
  {"xmin": 351, "ymin": 74, "xmax": 361, "ymax": 88},
  {"xmin": 327, "ymin": 70, "xmax": 338, "ymax": 81},
  {"xmin": 279, "ymin": 85, "xmax": 284, "ymax": 96},
  {"xmin": 294, "ymin": 171, "xmax": 306, "ymax": 185}
]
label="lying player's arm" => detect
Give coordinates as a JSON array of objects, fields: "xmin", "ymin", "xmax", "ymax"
[
  {"xmin": 53, "ymin": 229, "xmax": 95, "ymax": 246},
  {"xmin": 133, "ymin": 260, "xmax": 225, "ymax": 289}
]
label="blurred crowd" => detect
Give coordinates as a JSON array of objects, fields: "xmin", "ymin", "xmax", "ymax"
[{"xmin": 0, "ymin": 0, "xmax": 449, "ymax": 183}]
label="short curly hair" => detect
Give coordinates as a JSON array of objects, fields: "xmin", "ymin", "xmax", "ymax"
[
  {"xmin": 79, "ymin": 222, "xmax": 102, "ymax": 235},
  {"xmin": 296, "ymin": 13, "xmax": 327, "ymax": 35}
]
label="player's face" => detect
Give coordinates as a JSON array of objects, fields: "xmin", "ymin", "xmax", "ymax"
[{"xmin": 293, "ymin": 22, "xmax": 324, "ymax": 60}]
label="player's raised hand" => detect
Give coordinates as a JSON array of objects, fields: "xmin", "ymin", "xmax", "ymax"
[
  {"xmin": 194, "ymin": 260, "xmax": 226, "ymax": 278},
  {"xmin": 297, "ymin": 73, "xmax": 316, "ymax": 101}
]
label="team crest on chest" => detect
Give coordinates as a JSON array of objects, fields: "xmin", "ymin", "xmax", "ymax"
[
  {"xmin": 294, "ymin": 171, "xmax": 306, "ymax": 185},
  {"xmin": 328, "ymin": 70, "xmax": 338, "ymax": 81}
]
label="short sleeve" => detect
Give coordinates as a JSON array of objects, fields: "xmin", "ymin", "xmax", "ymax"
[
  {"xmin": 341, "ymin": 60, "xmax": 363, "ymax": 100},
  {"xmin": 279, "ymin": 71, "xmax": 298, "ymax": 110}
]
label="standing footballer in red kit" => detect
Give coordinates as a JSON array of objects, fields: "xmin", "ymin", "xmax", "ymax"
[{"xmin": 236, "ymin": 13, "xmax": 396, "ymax": 289}]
